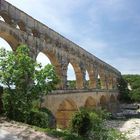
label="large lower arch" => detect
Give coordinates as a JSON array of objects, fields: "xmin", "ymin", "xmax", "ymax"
[
  {"xmin": 109, "ymin": 94, "xmax": 117, "ymax": 112},
  {"xmin": 55, "ymin": 98, "xmax": 78, "ymax": 129},
  {"xmin": 110, "ymin": 95, "xmax": 116, "ymax": 102},
  {"xmin": 85, "ymin": 96, "xmax": 97, "ymax": 109}
]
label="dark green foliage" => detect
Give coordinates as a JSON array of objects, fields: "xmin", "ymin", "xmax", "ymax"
[
  {"xmin": 27, "ymin": 109, "xmax": 49, "ymax": 128},
  {"xmin": 117, "ymin": 77, "xmax": 130, "ymax": 102},
  {"xmin": 97, "ymin": 78, "xmax": 101, "ymax": 89},
  {"xmin": 123, "ymin": 74, "xmax": 140, "ymax": 102},
  {"xmin": 85, "ymin": 80, "xmax": 89, "ymax": 89},
  {"xmin": 69, "ymin": 108, "xmax": 127, "ymax": 140},
  {"xmin": 70, "ymin": 109, "xmax": 92, "ymax": 137},
  {"xmin": 39, "ymin": 107, "xmax": 56, "ymax": 128},
  {"xmin": 67, "ymin": 80, "xmax": 76, "ymax": 89}
]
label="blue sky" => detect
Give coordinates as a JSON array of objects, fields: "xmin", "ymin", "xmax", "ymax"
[{"xmin": 1, "ymin": 0, "xmax": 140, "ymax": 77}]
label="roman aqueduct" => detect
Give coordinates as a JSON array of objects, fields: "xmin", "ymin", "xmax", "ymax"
[{"xmin": 0, "ymin": 0, "xmax": 121, "ymax": 128}]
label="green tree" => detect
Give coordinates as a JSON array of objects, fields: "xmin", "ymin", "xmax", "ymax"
[
  {"xmin": 0, "ymin": 44, "xmax": 58, "ymax": 122},
  {"xmin": 117, "ymin": 77, "xmax": 130, "ymax": 102},
  {"xmin": 123, "ymin": 74, "xmax": 140, "ymax": 102}
]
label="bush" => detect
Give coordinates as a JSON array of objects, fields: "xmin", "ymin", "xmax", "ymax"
[
  {"xmin": 70, "ymin": 109, "xmax": 92, "ymax": 137},
  {"xmin": 39, "ymin": 107, "xmax": 56, "ymax": 128},
  {"xmin": 2, "ymin": 90, "xmax": 30, "ymax": 123},
  {"xmin": 27, "ymin": 110, "xmax": 49, "ymax": 128},
  {"xmin": 70, "ymin": 108, "xmax": 127, "ymax": 140}
]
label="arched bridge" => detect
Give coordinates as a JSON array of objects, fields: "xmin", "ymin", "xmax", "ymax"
[{"xmin": 0, "ymin": 0, "xmax": 121, "ymax": 128}]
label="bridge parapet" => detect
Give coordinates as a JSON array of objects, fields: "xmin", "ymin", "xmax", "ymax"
[{"xmin": 50, "ymin": 89, "xmax": 119, "ymax": 95}]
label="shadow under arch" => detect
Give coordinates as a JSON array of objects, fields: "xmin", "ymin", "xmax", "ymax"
[
  {"xmin": 108, "ymin": 94, "xmax": 118, "ymax": 113},
  {"xmin": 85, "ymin": 96, "xmax": 97, "ymax": 109},
  {"xmin": 110, "ymin": 94, "xmax": 116, "ymax": 102},
  {"xmin": 55, "ymin": 98, "xmax": 78, "ymax": 129},
  {"xmin": 100, "ymin": 95, "xmax": 108, "ymax": 110},
  {"xmin": 67, "ymin": 61, "xmax": 83, "ymax": 89}
]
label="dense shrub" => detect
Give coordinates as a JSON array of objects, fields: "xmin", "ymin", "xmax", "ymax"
[
  {"xmin": 70, "ymin": 109, "xmax": 92, "ymax": 137},
  {"xmin": 117, "ymin": 77, "xmax": 131, "ymax": 102},
  {"xmin": 123, "ymin": 74, "xmax": 140, "ymax": 102},
  {"xmin": 27, "ymin": 110, "xmax": 49, "ymax": 128},
  {"xmin": 2, "ymin": 90, "xmax": 31, "ymax": 122},
  {"xmin": 39, "ymin": 107, "xmax": 56, "ymax": 128},
  {"xmin": 69, "ymin": 108, "xmax": 127, "ymax": 140}
]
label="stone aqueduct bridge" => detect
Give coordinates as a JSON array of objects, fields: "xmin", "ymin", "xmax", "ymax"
[{"xmin": 0, "ymin": 0, "xmax": 121, "ymax": 128}]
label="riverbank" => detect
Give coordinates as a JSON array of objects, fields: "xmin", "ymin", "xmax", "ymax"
[{"xmin": 0, "ymin": 117, "xmax": 140, "ymax": 140}]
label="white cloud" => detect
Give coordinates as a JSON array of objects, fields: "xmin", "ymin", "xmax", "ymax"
[
  {"xmin": 107, "ymin": 57, "xmax": 140, "ymax": 74},
  {"xmin": 79, "ymin": 38, "xmax": 108, "ymax": 56}
]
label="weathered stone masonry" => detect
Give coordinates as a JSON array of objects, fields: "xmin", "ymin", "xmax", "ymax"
[{"xmin": 0, "ymin": 0, "xmax": 121, "ymax": 128}]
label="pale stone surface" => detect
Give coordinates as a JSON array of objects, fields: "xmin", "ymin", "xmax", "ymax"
[
  {"xmin": 106, "ymin": 119, "xmax": 140, "ymax": 140},
  {"xmin": 0, "ymin": 119, "xmax": 58, "ymax": 140},
  {"xmin": 0, "ymin": 118, "xmax": 140, "ymax": 140}
]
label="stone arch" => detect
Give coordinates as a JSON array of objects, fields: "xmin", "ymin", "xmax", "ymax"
[
  {"xmin": 0, "ymin": 31, "xmax": 19, "ymax": 50},
  {"xmin": 67, "ymin": 63, "xmax": 76, "ymax": 89},
  {"xmin": 86, "ymin": 67, "xmax": 97, "ymax": 89},
  {"xmin": 32, "ymin": 29, "xmax": 40, "ymax": 37},
  {"xmin": 108, "ymin": 73, "xmax": 113, "ymax": 89},
  {"xmin": 97, "ymin": 66, "xmax": 107, "ymax": 89},
  {"xmin": 85, "ymin": 70, "xmax": 90, "ymax": 89},
  {"xmin": 97, "ymin": 74, "xmax": 102, "ymax": 89},
  {"xmin": 55, "ymin": 98, "xmax": 78, "ymax": 128},
  {"xmin": 110, "ymin": 94, "xmax": 116, "ymax": 102},
  {"xmin": 109, "ymin": 94, "xmax": 117, "ymax": 112},
  {"xmin": 17, "ymin": 21, "xmax": 26, "ymax": 32},
  {"xmin": 0, "ymin": 11, "xmax": 12, "ymax": 24},
  {"xmin": 85, "ymin": 96, "xmax": 96, "ymax": 109},
  {"xmin": 67, "ymin": 61, "xmax": 83, "ymax": 89},
  {"xmin": 41, "ymin": 49, "xmax": 62, "ymax": 88},
  {"xmin": 100, "ymin": 95, "xmax": 107, "ymax": 109}
]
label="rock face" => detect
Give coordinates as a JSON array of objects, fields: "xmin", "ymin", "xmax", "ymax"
[{"xmin": 111, "ymin": 103, "xmax": 140, "ymax": 119}]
